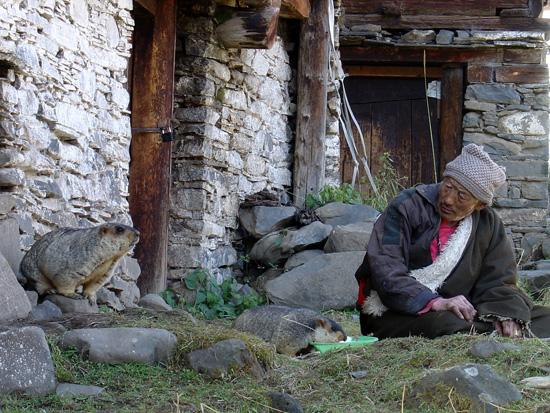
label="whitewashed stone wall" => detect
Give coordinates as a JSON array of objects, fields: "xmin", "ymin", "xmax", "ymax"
[
  {"xmin": 339, "ymin": 25, "xmax": 549, "ymax": 258},
  {"xmin": 0, "ymin": 0, "xmax": 140, "ymax": 307},
  {"xmin": 169, "ymin": 7, "xmax": 296, "ymax": 282}
]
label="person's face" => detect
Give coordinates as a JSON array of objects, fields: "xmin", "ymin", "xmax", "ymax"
[{"xmin": 437, "ymin": 177, "xmax": 485, "ymax": 224}]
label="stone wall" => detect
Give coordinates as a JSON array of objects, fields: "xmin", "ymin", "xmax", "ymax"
[
  {"xmin": 169, "ymin": 6, "xmax": 297, "ymax": 282},
  {"xmin": 0, "ymin": 0, "xmax": 140, "ymax": 307},
  {"xmin": 339, "ymin": 25, "xmax": 549, "ymax": 258}
]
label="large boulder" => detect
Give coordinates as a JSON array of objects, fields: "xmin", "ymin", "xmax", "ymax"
[
  {"xmin": 0, "ymin": 217, "xmax": 24, "ymax": 278},
  {"xmin": 409, "ymin": 364, "xmax": 522, "ymax": 413},
  {"xmin": 517, "ymin": 270, "xmax": 550, "ymax": 296},
  {"xmin": 139, "ymin": 293, "xmax": 173, "ymax": 311},
  {"xmin": 239, "ymin": 206, "xmax": 297, "ymax": 238},
  {"xmin": 184, "ymin": 338, "xmax": 265, "ymax": 379},
  {"xmin": 284, "ymin": 250, "xmax": 325, "ymax": 272},
  {"xmin": 0, "ymin": 252, "xmax": 31, "ymax": 322},
  {"xmin": 28, "ymin": 300, "xmax": 63, "ymax": 321},
  {"xmin": 315, "ymin": 202, "xmax": 379, "ymax": 227},
  {"xmin": 324, "ymin": 222, "xmax": 374, "ymax": 253},
  {"xmin": 279, "ymin": 221, "xmax": 332, "ymax": 254},
  {"xmin": 60, "ymin": 327, "xmax": 177, "ymax": 365},
  {"xmin": 265, "ymin": 251, "xmax": 364, "ymax": 310},
  {"xmin": 0, "ymin": 327, "xmax": 57, "ymax": 395}
]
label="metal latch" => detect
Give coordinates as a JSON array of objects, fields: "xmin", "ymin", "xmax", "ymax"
[{"xmin": 131, "ymin": 124, "xmax": 173, "ymax": 142}]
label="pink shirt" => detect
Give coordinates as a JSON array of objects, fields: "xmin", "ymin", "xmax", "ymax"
[{"xmin": 418, "ymin": 220, "xmax": 458, "ymax": 315}]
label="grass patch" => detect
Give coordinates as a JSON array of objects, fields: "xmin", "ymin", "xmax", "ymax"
[{"xmin": 1, "ymin": 310, "xmax": 549, "ymax": 412}]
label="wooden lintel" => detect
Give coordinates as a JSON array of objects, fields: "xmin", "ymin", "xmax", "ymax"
[
  {"xmin": 344, "ymin": 65, "xmax": 443, "ymax": 78},
  {"xmin": 216, "ymin": 6, "xmax": 280, "ymax": 48},
  {"xmin": 281, "ymin": 0, "xmax": 310, "ymax": 19},
  {"xmin": 340, "ymin": 45, "xmax": 505, "ymax": 65},
  {"xmin": 135, "ymin": 0, "xmax": 158, "ymax": 15},
  {"xmin": 343, "ymin": 14, "xmax": 550, "ymax": 31}
]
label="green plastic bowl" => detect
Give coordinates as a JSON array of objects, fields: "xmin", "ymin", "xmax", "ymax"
[{"xmin": 311, "ymin": 336, "xmax": 379, "ymax": 353}]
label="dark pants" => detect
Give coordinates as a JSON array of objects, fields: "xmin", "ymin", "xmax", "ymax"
[{"xmin": 360, "ymin": 305, "xmax": 550, "ymax": 339}]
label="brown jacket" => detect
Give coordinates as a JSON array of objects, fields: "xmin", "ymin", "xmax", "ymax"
[{"xmin": 355, "ymin": 183, "xmax": 533, "ymax": 322}]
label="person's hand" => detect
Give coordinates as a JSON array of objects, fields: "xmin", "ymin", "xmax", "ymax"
[
  {"xmin": 431, "ymin": 295, "xmax": 477, "ymax": 321},
  {"xmin": 494, "ymin": 319, "xmax": 522, "ymax": 338}
]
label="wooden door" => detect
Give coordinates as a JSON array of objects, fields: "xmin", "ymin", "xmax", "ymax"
[
  {"xmin": 341, "ymin": 76, "xmax": 441, "ymax": 194},
  {"xmin": 128, "ymin": 0, "xmax": 176, "ymax": 294}
]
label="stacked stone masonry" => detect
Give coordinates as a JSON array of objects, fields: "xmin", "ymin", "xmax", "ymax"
[
  {"xmin": 340, "ymin": 24, "xmax": 549, "ymax": 255},
  {"xmin": 0, "ymin": 0, "xmax": 139, "ymax": 304}
]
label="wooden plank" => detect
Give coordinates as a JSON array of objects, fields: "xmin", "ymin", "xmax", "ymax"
[
  {"xmin": 439, "ymin": 66, "xmax": 464, "ymax": 177},
  {"xmin": 216, "ymin": 5, "xmax": 280, "ymax": 48},
  {"xmin": 345, "ymin": 76, "xmax": 431, "ymax": 103},
  {"xmin": 340, "ymin": 45, "xmax": 504, "ymax": 64},
  {"xmin": 342, "ymin": 0, "xmax": 496, "ymax": 16},
  {"xmin": 467, "ymin": 64, "xmax": 494, "ymax": 82},
  {"xmin": 503, "ymin": 48, "xmax": 544, "ymax": 63},
  {"xmin": 343, "ymin": 14, "xmax": 550, "ymax": 31},
  {"xmin": 494, "ymin": 64, "xmax": 549, "ymax": 83},
  {"xmin": 496, "ymin": 0, "xmax": 529, "ymax": 6},
  {"xmin": 344, "ymin": 65, "xmax": 442, "ymax": 78},
  {"xmin": 499, "ymin": 8, "xmax": 531, "ymax": 16},
  {"xmin": 129, "ymin": 0, "xmax": 177, "ymax": 294},
  {"xmin": 411, "ymin": 98, "xmax": 440, "ymax": 185},
  {"xmin": 280, "ymin": 0, "xmax": 310, "ymax": 19},
  {"xmin": 293, "ymin": 0, "xmax": 329, "ymax": 207},
  {"xmin": 135, "ymin": 0, "xmax": 158, "ymax": 15},
  {"xmin": 371, "ymin": 100, "xmax": 412, "ymax": 187}
]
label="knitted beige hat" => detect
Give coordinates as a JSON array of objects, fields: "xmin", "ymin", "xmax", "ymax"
[{"xmin": 443, "ymin": 144, "xmax": 506, "ymax": 205}]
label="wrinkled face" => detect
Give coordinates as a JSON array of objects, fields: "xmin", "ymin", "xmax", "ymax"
[{"xmin": 438, "ymin": 177, "xmax": 485, "ymax": 224}]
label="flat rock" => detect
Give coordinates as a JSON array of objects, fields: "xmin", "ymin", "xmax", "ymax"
[
  {"xmin": 56, "ymin": 383, "xmax": 105, "ymax": 397},
  {"xmin": 0, "ymin": 327, "xmax": 57, "ymax": 395},
  {"xmin": 267, "ymin": 391, "xmax": 303, "ymax": 413},
  {"xmin": 284, "ymin": 250, "xmax": 324, "ymax": 272},
  {"xmin": 465, "ymin": 84, "xmax": 521, "ymax": 104},
  {"xmin": 239, "ymin": 206, "xmax": 297, "ymax": 239},
  {"xmin": 45, "ymin": 294, "xmax": 99, "ymax": 314},
  {"xmin": 0, "ymin": 218, "xmax": 24, "ymax": 277},
  {"xmin": 0, "ymin": 193, "xmax": 16, "ymax": 215},
  {"xmin": 520, "ymin": 376, "xmax": 550, "ymax": 389},
  {"xmin": 315, "ymin": 202, "xmax": 379, "ymax": 227},
  {"xmin": 535, "ymin": 259, "xmax": 550, "ymax": 270},
  {"xmin": 402, "ymin": 29, "xmax": 435, "ymax": 44},
  {"xmin": 96, "ymin": 287, "xmax": 125, "ymax": 311},
  {"xmin": 436, "ymin": 29, "xmax": 454, "ymax": 45},
  {"xmin": 139, "ymin": 293, "xmax": 173, "ymax": 311},
  {"xmin": 409, "ymin": 363, "xmax": 522, "ymax": 413},
  {"xmin": 60, "ymin": 327, "xmax": 177, "ymax": 365},
  {"xmin": 517, "ymin": 270, "xmax": 550, "ymax": 295},
  {"xmin": 29, "ymin": 300, "xmax": 62, "ymax": 321},
  {"xmin": 0, "ymin": 252, "xmax": 31, "ymax": 322},
  {"xmin": 324, "ymin": 222, "xmax": 374, "ymax": 253},
  {"xmin": 469, "ymin": 339, "xmax": 520, "ymax": 359},
  {"xmin": 265, "ymin": 251, "xmax": 364, "ymax": 310},
  {"xmin": 279, "ymin": 221, "xmax": 332, "ymax": 253},
  {"xmin": 184, "ymin": 338, "xmax": 264, "ymax": 379}
]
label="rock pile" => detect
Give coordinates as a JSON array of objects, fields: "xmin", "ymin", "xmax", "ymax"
[{"xmin": 239, "ymin": 202, "xmax": 379, "ymax": 310}]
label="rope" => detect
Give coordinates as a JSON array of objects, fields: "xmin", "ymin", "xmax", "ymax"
[{"xmin": 423, "ymin": 49, "xmax": 438, "ymax": 183}]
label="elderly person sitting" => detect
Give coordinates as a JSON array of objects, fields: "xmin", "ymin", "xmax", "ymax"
[{"xmin": 355, "ymin": 144, "xmax": 550, "ymax": 339}]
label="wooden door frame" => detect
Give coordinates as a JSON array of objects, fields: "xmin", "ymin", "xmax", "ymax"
[
  {"xmin": 342, "ymin": 63, "xmax": 464, "ymax": 181},
  {"xmin": 129, "ymin": 0, "xmax": 177, "ymax": 294}
]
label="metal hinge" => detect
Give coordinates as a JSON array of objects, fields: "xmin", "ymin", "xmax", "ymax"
[{"xmin": 131, "ymin": 124, "xmax": 173, "ymax": 142}]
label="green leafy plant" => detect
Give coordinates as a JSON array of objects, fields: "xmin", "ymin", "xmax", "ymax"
[
  {"xmin": 305, "ymin": 183, "xmax": 363, "ymax": 209},
  {"xmin": 183, "ymin": 269, "xmax": 263, "ymax": 320},
  {"xmin": 160, "ymin": 288, "xmax": 179, "ymax": 308}
]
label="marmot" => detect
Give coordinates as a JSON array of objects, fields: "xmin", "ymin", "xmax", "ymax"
[
  {"xmin": 233, "ymin": 305, "xmax": 346, "ymax": 356},
  {"xmin": 20, "ymin": 223, "xmax": 139, "ymax": 302}
]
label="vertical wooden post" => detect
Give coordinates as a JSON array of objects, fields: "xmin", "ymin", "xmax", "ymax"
[
  {"xmin": 129, "ymin": 0, "xmax": 176, "ymax": 294},
  {"xmin": 293, "ymin": 0, "xmax": 330, "ymax": 207},
  {"xmin": 439, "ymin": 65, "xmax": 464, "ymax": 176}
]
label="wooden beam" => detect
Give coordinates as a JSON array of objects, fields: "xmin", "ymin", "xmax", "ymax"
[
  {"xmin": 340, "ymin": 45, "xmax": 505, "ymax": 64},
  {"xmin": 439, "ymin": 66, "xmax": 464, "ymax": 176},
  {"xmin": 344, "ymin": 65, "xmax": 443, "ymax": 78},
  {"xmin": 494, "ymin": 64, "xmax": 549, "ymax": 83},
  {"xmin": 343, "ymin": 14, "xmax": 550, "ymax": 31},
  {"xmin": 135, "ymin": 0, "xmax": 158, "ymax": 15},
  {"xmin": 342, "ymin": 0, "xmax": 496, "ymax": 16},
  {"xmin": 293, "ymin": 0, "xmax": 330, "ymax": 207},
  {"xmin": 129, "ymin": 0, "xmax": 177, "ymax": 294},
  {"xmin": 216, "ymin": 5, "xmax": 280, "ymax": 48},
  {"xmin": 281, "ymin": 0, "xmax": 310, "ymax": 19}
]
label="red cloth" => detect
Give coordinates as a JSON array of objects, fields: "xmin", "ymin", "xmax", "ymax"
[{"xmin": 418, "ymin": 220, "xmax": 459, "ymax": 314}]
